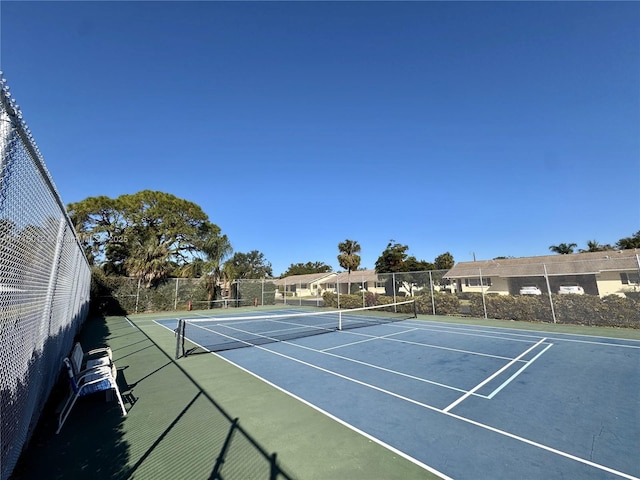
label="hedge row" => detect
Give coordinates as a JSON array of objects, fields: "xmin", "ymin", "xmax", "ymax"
[
  {"xmin": 321, "ymin": 290, "xmax": 639, "ymax": 328},
  {"xmin": 321, "ymin": 291, "xmax": 460, "ymax": 316},
  {"xmin": 469, "ymin": 293, "xmax": 640, "ymax": 328}
]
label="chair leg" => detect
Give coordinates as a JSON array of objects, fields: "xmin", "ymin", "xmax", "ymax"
[
  {"xmin": 113, "ymin": 384, "xmax": 128, "ymax": 416},
  {"xmin": 56, "ymin": 394, "xmax": 79, "ymax": 434}
]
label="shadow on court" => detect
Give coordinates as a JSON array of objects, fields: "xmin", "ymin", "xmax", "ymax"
[{"xmin": 11, "ymin": 315, "xmax": 295, "ymax": 480}]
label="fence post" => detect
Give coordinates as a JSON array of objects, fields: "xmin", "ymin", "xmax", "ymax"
[
  {"xmin": 429, "ymin": 270, "xmax": 436, "ymax": 315},
  {"xmin": 44, "ymin": 220, "xmax": 66, "ymax": 337},
  {"xmin": 479, "ymin": 268, "xmax": 487, "ymax": 319},
  {"xmin": 135, "ymin": 277, "xmax": 141, "ymax": 314},
  {"xmin": 543, "ymin": 264, "xmax": 557, "ymax": 323},
  {"xmin": 174, "ymin": 278, "xmax": 179, "ymax": 310},
  {"xmin": 392, "ymin": 272, "xmax": 397, "ymax": 311}
]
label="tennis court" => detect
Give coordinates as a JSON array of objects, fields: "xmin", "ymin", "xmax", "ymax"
[{"xmin": 157, "ymin": 306, "xmax": 640, "ymax": 480}]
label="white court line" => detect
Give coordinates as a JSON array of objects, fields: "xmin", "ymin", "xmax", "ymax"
[
  {"xmin": 322, "ymin": 328, "xmax": 419, "ymax": 350},
  {"xmin": 386, "ymin": 321, "xmax": 551, "ymax": 344},
  {"xmin": 210, "ymin": 349, "xmax": 455, "ymax": 480},
  {"xmin": 488, "ymin": 342, "xmax": 553, "ymax": 399},
  {"xmin": 442, "ymin": 338, "xmax": 548, "ymax": 413},
  {"xmin": 233, "ymin": 342, "xmax": 639, "ymax": 480},
  {"xmin": 334, "ymin": 328, "xmax": 528, "ymax": 362},
  {"xmin": 401, "ymin": 320, "xmax": 640, "ymax": 349},
  {"xmin": 178, "ymin": 320, "xmax": 638, "ymax": 479},
  {"xmin": 193, "ymin": 321, "xmax": 475, "ymax": 395},
  {"xmin": 182, "ymin": 318, "xmax": 546, "ymax": 398}
]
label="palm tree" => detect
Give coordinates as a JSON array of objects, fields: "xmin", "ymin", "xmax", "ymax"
[
  {"xmin": 222, "ymin": 261, "xmax": 236, "ymax": 304},
  {"xmin": 337, "ymin": 239, "xmax": 361, "ymax": 294},
  {"xmin": 579, "ymin": 240, "xmax": 614, "ymax": 253},
  {"xmin": 200, "ymin": 233, "xmax": 232, "ymax": 306},
  {"xmin": 548, "ymin": 243, "xmax": 577, "ymax": 255},
  {"xmin": 125, "ymin": 237, "xmax": 172, "ymax": 287},
  {"xmin": 616, "ymin": 231, "xmax": 640, "ymax": 249}
]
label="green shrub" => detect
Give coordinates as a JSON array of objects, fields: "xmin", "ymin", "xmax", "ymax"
[
  {"xmin": 322, "ymin": 291, "xmax": 337, "ymax": 308},
  {"xmin": 465, "ymin": 292, "xmax": 639, "ymax": 328},
  {"xmin": 321, "ymin": 291, "xmax": 415, "ymax": 313},
  {"xmin": 415, "ymin": 292, "xmax": 460, "ymax": 316},
  {"xmin": 601, "ymin": 295, "xmax": 640, "ymax": 327},
  {"xmin": 337, "ymin": 294, "xmax": 365, "ymax": 309}
]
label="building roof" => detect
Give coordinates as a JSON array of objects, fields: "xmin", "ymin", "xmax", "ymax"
[
  {"xmin": 272, "ymin": 272, "xmax": 336, "ymax": 286},
  {"xmin": 274, "ymin": 269, "xmax": 385, "ymax": 286},
  {"xmin": 444, "ymin": 249, "xmax": 640, "ymax": 278},
  {"xmin": 328, "ymin": 269, "xmax": 381, "ymax": 284}
]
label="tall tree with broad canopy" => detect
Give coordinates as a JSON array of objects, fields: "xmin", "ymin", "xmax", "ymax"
[
  {"xmin": 375, "ymin": 241, "xmax": 454, "ymax": 295},
  {"xmin": 224, "ymin": 250, "xmax": 273, "ymax": 279},
  {"xmin": 374, "ymin": 240, "xmax": 408, "ymax": 273},
  {"xmin": 281, "ymin": 262, "xmax": 332, "ymax": 277},
  {"xmin": 434, "ymin": 252, "xmax": 455, "ymax": 270},
  {"xmin": 337, "ymin": 239, "xmax": 361, "ymax": 293},
  {"xmin": 68, "ymin": 190, "xmax": 220, "ymax": 287},
  {"xmin": 374, "ymin": 240, "xmax": 409, "ymax": 296}
]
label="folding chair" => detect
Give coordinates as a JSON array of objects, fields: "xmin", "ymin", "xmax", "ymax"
[
  {"xmin": 70, "ymin": 342, "xmax": 114, "ymax": 377},
  {"xmin": 56, "ymin": 357, "xmax": 127, "ymax": 434}
]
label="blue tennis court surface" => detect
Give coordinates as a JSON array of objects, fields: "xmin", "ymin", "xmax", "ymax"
[{"xmin": 158, "ymin": 311, "xmax": 640, "ymax": 480}]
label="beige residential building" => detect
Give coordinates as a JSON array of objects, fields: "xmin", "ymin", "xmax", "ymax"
[
  {"xmin": 444, "ymin": 249, "xmax": 640, "ymax": 297},
  {"xmin": 272, "ymin": 272, "xmax": 336, "ymax": 297}
]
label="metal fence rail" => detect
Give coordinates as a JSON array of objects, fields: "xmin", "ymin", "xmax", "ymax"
[{"xmin": 0, "ymin": 73, "xmax": 91, "ymax": 480}]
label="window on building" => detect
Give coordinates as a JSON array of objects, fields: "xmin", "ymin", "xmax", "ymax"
[
  {"xmin": 465, "ymin": 278, "xmax": 492, "ymax": 287},
  {"xmin": 620, "ymin": 272, "xmax": 640, "ymax": 285}
]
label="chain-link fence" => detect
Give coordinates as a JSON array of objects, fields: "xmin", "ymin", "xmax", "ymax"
[
  {"xmin": 95, "ymin": 253, "xmax": 640, "ymax": 327},
  {"xmin": 443, "ymin": 253, "xmax": 640, "ymax": 326},
  {"xmin": 0, "ymin": 73, "xmax": 91, "ymax": 480},
  {"xmin": 92, "ymin": 275, "xmax": 279, "ymax": 314},
  {"xmin": 273, "ymin": 259, "xmax": 640, "ymax": 327},
  {"xmin": 273, "ymin": 270, "xmax": 450, "ymax": 309}
]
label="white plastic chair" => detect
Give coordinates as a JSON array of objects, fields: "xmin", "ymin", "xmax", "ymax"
[
  {"xmin": 70, "ymin": 342, "xmax": 113, "ymax": 377},
  {"xmin": 56, "ymin": 357, "xmax": 127, "ymax": 434}
]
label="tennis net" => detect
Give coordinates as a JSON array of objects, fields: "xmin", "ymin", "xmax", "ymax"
[{"xmin": 175, "ymin": 300, "xmax": 416, "ymax": 357}]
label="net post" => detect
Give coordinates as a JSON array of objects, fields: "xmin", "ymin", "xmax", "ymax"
[
  {"xmin": 175, "ymin": 319, "xmax": 186, "ymax": 359},
  {"xmin": 175, "ymin": 319, "xmax": 181, "ymax": 359},
  {"xmin": 412, "ymin": 299, "xmax": 417, "ymax": 318},
  {"xmin": 338, "ymin": 310, "xmax": 342, "ymax": 331}
]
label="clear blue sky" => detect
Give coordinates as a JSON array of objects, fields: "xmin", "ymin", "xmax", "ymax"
[{"xmin": 1, "ymin": 1, "xmax": 638, "ymax": 276}]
